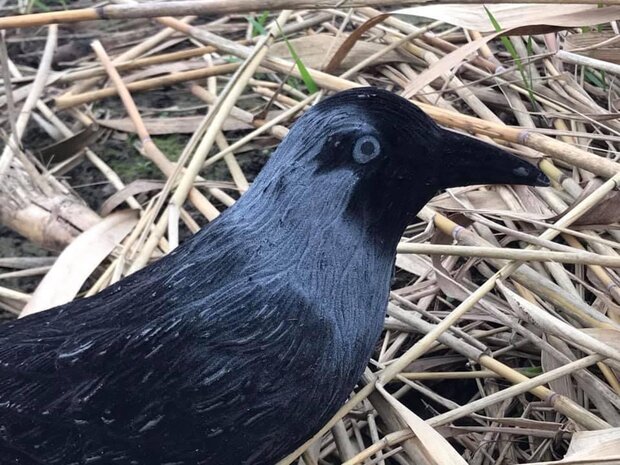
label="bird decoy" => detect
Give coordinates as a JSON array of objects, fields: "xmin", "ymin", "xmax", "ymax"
[{"xmin": 0, "ymin": 87, "xmax": 548, "ymax": 465}]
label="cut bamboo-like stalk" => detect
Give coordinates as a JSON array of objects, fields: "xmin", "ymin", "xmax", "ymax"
[
  {"xmin": 378, "ymin": 174, "xmax": 620, "ymax": 386},
  {"xmin": 0, "ymin": 25, "xmax": 56, "ymax": 174},
  {"xmin": 1, "ymin": 0, "xmax": 618, "ymax": 30},
  {"xmin": 396, "ymin": 243, "xmax": 620, "ymax": 267},
  {"xmin": 0, "ymin": 285, "xmax": 30, "ymax": 303},
  {"xmin": 55, "ymin": 62, "xmax": 240, "ymax": 109},
  {"xmin": 421, "ymin": 210, "xmax": 617, "ymax": 329}
]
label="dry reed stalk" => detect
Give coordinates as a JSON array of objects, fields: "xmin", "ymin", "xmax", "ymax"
[
  {"xmin": 207, "ymin": 61, "xmax": 249, "ymax": 193},
  {"xmin": 396, "ymin": 243, "xmax": 620, "ymax": 267},
  {"xmin": 0, "ymin": 286, "xmax": 30, "ymax": 303},
  {"xmin": 3, "ymin": 0, "xmax": 620, "ymax": 31},
  {"xmin": 91, "ymin": 40, "xmax": 220, "ymax": 221},
  {"xmin": 57, "ymin": 45, "xmax": 219, "ymax": 83},
  {"xmin": 65, "ymin": 14, "xmax": 198, "ymax": 96},
  {"xmin": 0, "ymin": 25, "xmax": 56, "ymax": 174},
  {"xmin": 0, "ymin": 32, "xmax": 18, "ymax": 148},
  {"xmin": 54, "ymin": 62, "xmax": 240, "ymax": 109},
  {"xmin": 420, "ymin": 209, "xmax": 617, "ymax": 328}
]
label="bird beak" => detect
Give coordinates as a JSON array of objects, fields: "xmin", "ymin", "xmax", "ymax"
[{"xmin": 436, "ymin": 129, "xmax": 549, "ymax": 189}]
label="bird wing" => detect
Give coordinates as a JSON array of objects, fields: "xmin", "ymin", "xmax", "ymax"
[{"xmin": 0, "ymin": 266, "xmax": 334, "ymax": 465}]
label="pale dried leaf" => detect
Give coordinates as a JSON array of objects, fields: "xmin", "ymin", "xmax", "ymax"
[
  {"xmin": 498, "ymin": 282, "xmax": 620, "ymax": 362},
  {"xmin": 564, "ymin": 32, "xmax": 620, "ymax": 64},
  {"xmin": 528, "ymin": 428, "xmax": 620, "ymax": 464},
  {"xmin": 543, "ymin": 335, "xmax": 578, "ymax": 401},
  {"xmin": 97, "ymin": 115, "xmax": 253, "ymax": 134},
  {"xmin": 403, "ymin": 33, "xmax": 501, "ymax": 97},
  {"xmin": 378, "ymin": 386, "xmax": 467, "ymax": 465},
  {"xmin": 20, "ymin": 211, "xmax": 138, "ymax": 317},
  {"xmin": 572, "ymin": 191, "xmax": 620, "ymax": 227},
  {"xmin": 396, "ymin": 253, "xmax": 432, "ymax": 276},
  {"xmin": 269, "ymin": 34, "xmax": 406, "ymax": 72},
  {"xmin": 430, "ymin": 190, "xmax": 511, "ymax": 212},
  {"xmin": 377, "ymin": 385, "xmax": 468, "ymax": 465},
  {"xmin": 100, "ymin": 180, "xmax": 164, "ymax": 216},
  {"xmin": 580, "ymin": 328, "xmax": 620, "ymax": 353},
  {"xmin": 394, "ymin": 5, "xmax": 620, "ymax": 34}
]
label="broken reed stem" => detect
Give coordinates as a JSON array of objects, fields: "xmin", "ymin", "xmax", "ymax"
[
  {"xmin": 57, "ymin": 45, "xmax": 218, "ymax": 83},
  {"xmin": 90, "ymin": 40, "xmax": 220, "ymax": 221},
  {"xmin": 396, "ymin": 243, "xmax": 620, "ymax": 267},
  {"xmin": 1, "ymin": 0, "xmax": 617, "ymax": 30},
  {"xmin": 399, "ymin": 371, "xmax": 500, "ymax": 380},
  {"xmin": 0, "ymin": 24, "xmax": 57, "ymax": 175},
  {"xmin": 204, "ymin": 95, "xmax": 314, "ymax": 167},
  {"xmin": 0, "ymin": 31, "xmax": 18, "ymax": 154},
  {"xmin": 432, "ymin": 354, "xmax": 605, "ymax": 428},
  {"xmin": 382, "ymin": 175, "xmax": 620, "ymax": 381},
  {"xmin": 344, "ymin": 353, "xmax": 603, "ymax": 465},
  {"xmin": 0, "ymin": 285, "xmax": 30, "ymax": 303},
  {"xmin": 341, "ymin": 430, "xmax": 414, "ymax": 465},
  {"xmin": 422, "ymin": 209, "xmax": 617, "ymax": 329},
  {"xmin": 55, "ymin": 62, "xmax": 240, "ymax": 109},
  {"xmin": 557, "ymin": 50, "xmax": 620, "ymax": 76},
  {"xmin": 0, "ymin": 0, "xmax": 592, "ymax": 29},
  {"xmin": 207, "ymin": 60, "xmax": 249, "ymax": 193}
]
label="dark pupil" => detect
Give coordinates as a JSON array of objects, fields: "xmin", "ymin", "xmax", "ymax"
[{"xmin": 360, "ymin": 140, "xmax": 375, "ymax": 156}]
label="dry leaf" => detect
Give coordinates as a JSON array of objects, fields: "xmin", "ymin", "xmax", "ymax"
[
  {"xmin": 572, "ymin": 191, "xmax": 620, "ymax": 227},
  {"xmin": 36, "ymin": 124, "xmax": 101, "ymax": 164},
  {"xmin": 527, "ymin": 428, "xmax": 620, "ymax": 464},
  {"xmin": 269, "ymin": 34, "xmax": 406, "ymax": 72},
  {"xmin": 20, "ymin": 211, "xmax": 138, "ymax": 317},
  {"xmin": 564, "ymin": 32, "xmax": 620, "ymax": 64},
  {"xmin": 543, "ymin": 335, "xmax": 578, "ymax": 402},
  {"xmin": 100, "ymin": 180, "xmax": 164, "ymax": 216},
  {"xmin": 403, "ymin": 32, "xmax": 502, "ymax": 97},
  {"xmin": 97, "ymin": 115, "xmax": 253, "ymax": 134},
  {"xmin": 324, "ymin": 14, "xmax": 389, "ymax": 73},
  {"xmin": 498, "ymin": 282, "xmax": 620, "ymax": 362},
  {"xmin": 394, "ymin": 5, "xmax": 620, "ymax": 34},
  {"xmin": 430, "ymin": 190, "xmax": 511, "ymax": 212},
  {"xmin": 580, "ymin": 328, "xmax": 620, "ymax": 353},
  {"xmin": 396, "ymin": 253, "xmax": 432, "ymax": 276},
  {"xmin": 376, "ymin": 384, "xmax": 468, "ymax": 465}
]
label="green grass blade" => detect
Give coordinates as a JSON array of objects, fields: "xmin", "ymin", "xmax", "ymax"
[
  {"xmin": 247, "ymin": 15, "xmax": 267, "ymax": 36},
  {"xmin": 485, "ymin": 6, "xmax": 538, "ymax": 109},
  {"xmin": 276, "ymin": 23, "xmax": 318, "ymax": 94}
]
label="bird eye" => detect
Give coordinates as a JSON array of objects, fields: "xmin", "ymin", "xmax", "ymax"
[{"xmin": 352, "ymin": 135, "xmax": 381, "ymax": 164}]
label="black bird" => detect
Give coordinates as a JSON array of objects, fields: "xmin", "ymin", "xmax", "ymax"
[{"xmin": 0, "ymin": 88, "xmax": 547, "ymax": 465}]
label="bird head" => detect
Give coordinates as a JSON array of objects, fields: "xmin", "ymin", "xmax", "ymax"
[{"xmin": 247, "ymin": 87, "xmax": 548, "ymax": 239}]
